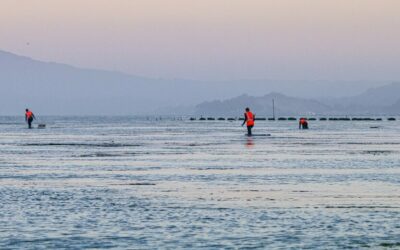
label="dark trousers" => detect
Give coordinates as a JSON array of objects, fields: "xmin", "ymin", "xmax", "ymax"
[
  {"xmin": 28, "ymin": 118, "xmax": 33, "ymax": 129},
  {"xmin": 247, "ymin": 125, "xmax": 253, "ymax": 136}
]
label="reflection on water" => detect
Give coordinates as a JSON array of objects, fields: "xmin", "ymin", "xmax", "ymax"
[
  {"xmin": 245, "ymin": 137, "xmax": 254, "ymax": 148},
  {"xmin": 0, "ymin": 116, "xmax": 400, "ymax": 249}
]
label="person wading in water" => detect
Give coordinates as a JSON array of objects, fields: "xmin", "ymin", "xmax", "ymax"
[
  {"xmin": 25, "ymin": 109, "xmax": 36, "ymax": 129},
  {"xmin": 299, "ymin": 117, "xmax": 309, "ymax": 129},
  {"xmin": 242, "ymin": 107, "xmax": 255, "ymax": 136}
]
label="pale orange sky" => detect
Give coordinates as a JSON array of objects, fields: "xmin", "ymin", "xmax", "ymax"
[{"xmin": 1, "ymin": 0, "xmax": 400, "ymax": 80}]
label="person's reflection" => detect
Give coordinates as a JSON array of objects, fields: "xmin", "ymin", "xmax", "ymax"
[{"xmin": 246, "ymin": 137, "xmax": 254, "ymax": 148}]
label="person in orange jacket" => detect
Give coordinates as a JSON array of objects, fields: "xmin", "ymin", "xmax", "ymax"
[
  {"xmin": 242, "ymin": 107, "xmax": 255, "ymax": 136},
  {"xmin": 25, "ymin": 108, "xmax": 36, "ymax": 129},
  {"xmin": 299, "ymin": 117, "xmax": 308, "ymax": 129}
]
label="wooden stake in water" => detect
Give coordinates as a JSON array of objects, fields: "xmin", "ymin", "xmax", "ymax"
[{"xmin": 272, "ymin": 99, "xmax": 275, "ymax": 119}]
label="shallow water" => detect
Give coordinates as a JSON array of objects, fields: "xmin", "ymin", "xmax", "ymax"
[{"xmin": 1, "ymin": 116, "xmax": 400, "ymax": 249}]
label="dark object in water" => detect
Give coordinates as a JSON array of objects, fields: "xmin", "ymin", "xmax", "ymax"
[
  {"xmin": 288, "ymin": 117, "xmax": 297, "ymax": 121},
  {"xmin": 255, "ymin": 117, "xmax": 266, "ymax": 121},
  {"xmin": 370, "ymin": 126, "xmax": 380, "ymax": 129},
  {"xmin": 278, "ymin": 117, "xmax": 287, "ymax": 121},
  {"xmin": 227, "ymin": 118, "xmax": 236, "ymax": 121},
  {"xmin": 388, "ymin": 117, "xmax": 396, "ymax": 121},
  {"xmin": 379, "ymin": 242, "xmax": 400, "ymax": 248},
  {"xmin": 127, "ymin": 182, "xmax": 155, "ymax": 185},
  {"xmin": 330, "ymin": 117, "xmax": 350, "ymax": 121},
  {"xmin": 199, "ymin": 117, "xmax": 206, "ymax": 121},
  {"xmin": 308, "ymin": 118, "xmax": 316, "ymax": 121},
  {"xmin": 320, "ymin": 118, "xmax": 327, "ymax": 121},
  {"xmin": 245, "ymin": 134, "xmax": 271, "ymax": 137},
  {"xmin": 37, "ymin": 124, "xmax": 46, "ymax": 129},
  {"xmin": 207, "ymin": 117, "xmax": 215, "ymax": 120},
  {"xmin": 268, "ymin": 118, "xmax": 275, "ymax": 121},
  {"xmin": 190, "ymin": 117, "xmax": 196, "ymax": 121},
  {"xmin": 238, "ymin": 118, "xmax": 245, "ymax": 121},
  {"xmin": 113, "ymin": 182, "xmax": 156, "ymax": 186},
  {"xmin": 218, "ymin": 117, "xmax": 225, "ymax": 121},
  {"xmin": 351, "ymin": 117, "xmax": 378, "ymax": 121}
]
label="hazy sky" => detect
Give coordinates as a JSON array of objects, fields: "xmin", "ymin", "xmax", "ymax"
[{"xmin": 1, "ymin": 0, "xmax": 400, "ymax": 81}]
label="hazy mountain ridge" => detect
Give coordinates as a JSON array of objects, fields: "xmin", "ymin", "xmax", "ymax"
[
  {"xmin": 0, "ymin": 50, "xmax": 239, "ymax": 115},
  {"xmin": 0, "ymin": 50, "xmax": 398, "ymax": 115},
  {"xmin": 1, "ymin": 50, "xmax": 159, "ymax": 114},
  {"xmin": 195, "ymin": 93, "xmax": 331, "ymax": 116},
  {"xmin": 1, "ymin": 50, "xmax": 245, "ymax": 115},
  {"xmin": 323, "ymin": 82, "xmax": 400, "ymax": 108},
  {"xmin": 195, "ymin": 83, "xmax": 400, "ymax": 116}
]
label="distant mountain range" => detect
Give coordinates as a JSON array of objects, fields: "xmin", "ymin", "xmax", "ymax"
[
  {"xmin": 195, "ymin": 83, "xmax": 400, "ymax": 116},
  {"xmin": 0, "ymin": 50, "xmax": 192, "ymax": 115},
  {"xmin": 0, "ymin": 49, "xmax": 398, "ymax": 115},
  {"xmin": 195, "ymin": 93, "xmax": 330, "ymax": 116}
]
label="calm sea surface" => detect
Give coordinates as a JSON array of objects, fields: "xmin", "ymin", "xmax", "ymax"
[{"xmin": 1, "ymin": 116, "xmax": 400, "ymax": 249}]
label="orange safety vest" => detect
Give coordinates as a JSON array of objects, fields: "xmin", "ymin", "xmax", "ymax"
[
  {"xmin": 246, "ymin": 111, "xmax": 254, "ymax": 126},
  {"xmin": 26, "ymin": 111, "xmax": 33, "ymax": 119}
]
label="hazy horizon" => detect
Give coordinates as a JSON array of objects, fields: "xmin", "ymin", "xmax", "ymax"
[{"xmin": 1, "ymin": 0, "xmax": 400, "ymax": 81}]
